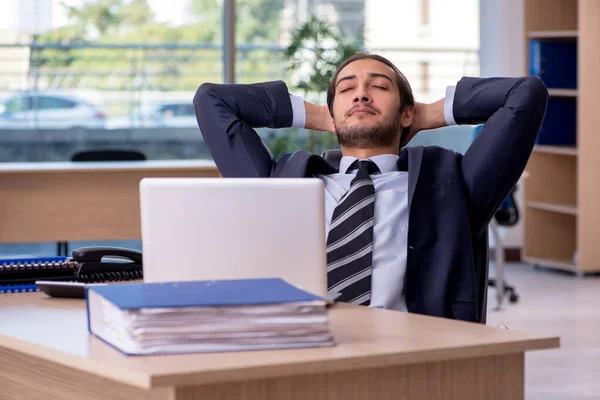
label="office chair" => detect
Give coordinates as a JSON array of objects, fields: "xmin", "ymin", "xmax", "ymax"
[
  {"xmin": 70, "ymin": 149, "xmax": 147, "ymax": 162},
  {"xmin": 320, "ymin": 149, "xmax": 489, "ymax": 324},
  {"xmin": 56, "ymin": 149, "xmax": 148, "ymax": 256},
  {"xmin": 489, "ymin": 187, "xmax": 520, "ymax": 309}
]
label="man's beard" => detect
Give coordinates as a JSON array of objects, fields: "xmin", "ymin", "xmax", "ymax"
[{"xmin": 335, "ymin": 112, "xmax": 401, "ymax": 148}]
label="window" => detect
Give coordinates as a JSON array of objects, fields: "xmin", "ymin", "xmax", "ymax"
[
  {"xmin": 1, "ymin": 0, "xmax": 223, "ymax": 163},
  {"xmin": 420, "ymin": 61, "xmax": 430, "ymax": 93},
  {"xmin": 159, "ymin": 105, "xmax": 177, "ymax": 118},
  {"xmin": 4, "ymin": 96, "xmax": 31, "ymax": 112},
  {"xmin": 0, "ymin": 0, "xmax": 368, "ymax": 162},
  {"xmin": 420, "ymin": 0, "xmax": 430, "ymax": 26},
  {"xmin": 36, "ymin": 96, "xmax": 76, "ymax": 110}
]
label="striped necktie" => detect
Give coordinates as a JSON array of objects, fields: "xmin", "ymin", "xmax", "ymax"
[{"xmin": 326, "ymin": 159, "xmax": 379, "ymax": 306}]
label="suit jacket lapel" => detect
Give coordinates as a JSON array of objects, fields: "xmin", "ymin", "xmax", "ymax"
[
  {"xmin": 307, "ymin": 154, "xmax": 338, "ymax": 176},
  {"xmin": 406, "ymin": 146, "xmax": 423, "ymax": 211},
  {"xmin": 274, "ymin": 151, "xmax": 338, "ymax": 177}
]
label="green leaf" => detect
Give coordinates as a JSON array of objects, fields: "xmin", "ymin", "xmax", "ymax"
[{"xmin": 281, "ymin": 15, "xmax": 362, "ymax": 96}]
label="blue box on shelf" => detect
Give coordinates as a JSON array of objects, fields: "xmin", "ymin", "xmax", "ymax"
[
  {"xmin": 529, "ymin": 39, "xmax": 577, "ymax": 89},
  {"xmin": 536, "ymin": 97, "xmax": 576, "ymax": 146}
]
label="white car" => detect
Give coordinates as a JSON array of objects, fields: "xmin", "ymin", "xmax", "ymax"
[
  {"xmin": 128, "ymin": 102, "xmax": 197, "ymax": 128},
  {"xmin": 0, "ymin": 91, "xmax": 107, "ymax": 130}
]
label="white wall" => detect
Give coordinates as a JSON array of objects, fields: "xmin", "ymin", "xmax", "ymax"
[
  {"xmin": 479, "ymin": 0, "xmax": 525, "ymax": 248},
  {"xmin": 479, "ymin": 0, "xmax": 524, "ymax": 77},
  {"xmin": 364, "ymin": 0, "xmax": 479, "ymax": 49},
  {"xmin": 364, "ymin": 0, "xmax": 479, "ymax": 104}
]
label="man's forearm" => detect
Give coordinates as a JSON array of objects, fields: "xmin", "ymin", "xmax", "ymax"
[
  {"xmin": 303, "ymin": 101, "xmax": 334, "ymax": 133},
  {"xmin": 193, "ymin": 80, "xmax": 293, "ymax": 177},
  {"xmin": 452, "ymin": 76, "xmax": 548, "ymax": 124},
  {"xmin": 304, "ymin": 101, "xmax": 335, "ymax": 133},
  {"xmin": 410, "ymin": 98, "xmax": 448, "ymax": 137},
  {"xmin": 423, "ymin": 98, "xmax": 447, "ymax": 131},
  {"xmin": 456, "ymin": 75, "xmax": 548, "ymax": 235},
  {"xmin": 195, "ymin": 81, "xmax": 294, "ymax": 129}
]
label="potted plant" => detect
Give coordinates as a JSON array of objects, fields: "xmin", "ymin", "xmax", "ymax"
[{"xmin": 281, "ymin": 15, "xmax": 363, "ymax": 154}]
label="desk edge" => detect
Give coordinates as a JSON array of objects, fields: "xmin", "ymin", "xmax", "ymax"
[
  {"xmin": 0, "ymin": 319, "xmax": 560, "ymax": 390},
  {"xmin": 0, "ymin": 334, "xmax": 153, "ymax": 389},
  {"xmin": 148, "ymin": 336, "xmax": 560, "ymax": 387}
]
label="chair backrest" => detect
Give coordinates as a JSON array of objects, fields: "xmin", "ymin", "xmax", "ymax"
[
  {"xmin": 495, "ymin": 188, "xmax": 520, "ymax": 227},
  {"xmin": 321, "ymin": 148, "xmax": 489, "ymax": 323},
  {"xmin": 321, "ymin": 149, "xmax": 343, "ymax": 168},
  {"xmin": 71, "ymin": 149, "xmax": 146, "ymax": 162}
]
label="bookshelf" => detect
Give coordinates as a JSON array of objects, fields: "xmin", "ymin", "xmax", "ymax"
[
  {"xmin": 546, "ymin": 89, "xmax": 577, "ymax": 97},
  {"xmin": 522, "ymin": 0, "xmax": 600, "ymax": 274}
]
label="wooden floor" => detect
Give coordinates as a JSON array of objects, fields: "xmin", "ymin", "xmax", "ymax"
[{"xmin": 486, "ymin": 262, "xmax": 600, "ymax": 400}]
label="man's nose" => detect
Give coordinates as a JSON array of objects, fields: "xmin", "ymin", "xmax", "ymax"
[
  {"xmin": 353, "ymin": 85, "xmax": 371, "ymax": 103},
  {"xmin": 353, "ymin": 94, "xmax": 371, "ymax": 103}
]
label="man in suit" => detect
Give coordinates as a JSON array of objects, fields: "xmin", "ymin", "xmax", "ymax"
[{"xmin": 193, "ymin": 52, "xmax": 548, "ymax": 323}]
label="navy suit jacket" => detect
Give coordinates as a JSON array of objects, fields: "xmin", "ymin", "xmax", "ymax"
[{"xmin": 193, "ymin": 76, "xmax": 548, "ymax": 322}]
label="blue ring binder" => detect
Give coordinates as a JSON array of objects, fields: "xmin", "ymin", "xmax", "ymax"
[
  {"xmin": 0, "ymin": 284, "xmax": 39, "ymax": 293},
  {"xmin": 0, "ymin": 256, "xmax": 77, "ymax": 294}
]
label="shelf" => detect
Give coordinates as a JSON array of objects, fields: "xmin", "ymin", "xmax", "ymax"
[
  {"xmin": 523, "ymin": 208, "xmax": 576, "ymax": 266},
  {"xmin": 533, "ymin": 145, "xmax": 578, "ymax": 156},
  {"xmin": 528, "ymin": 30, "xmax": 578, "ymax": 39},
  {"xmin": 523, "ymin": 0, "xmax": 582, "ymax": 274},
  {"xmin": 547, "ymin": 89, "xmax": 578, "ymax": 97},
  {"xmin": 522, "ymin": 256, "xmax": 578, "ymax": 273},
  {"xmin": 527, "ymin": 201, "xmax": 578, "ymax": 215},
  {"xmin": 526, "ymin": 152, "xmax": 577, "ymax": 206}
]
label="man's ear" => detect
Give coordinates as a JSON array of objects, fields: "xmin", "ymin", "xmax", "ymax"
[{"xmin": 400, "ymin": 105, "xmax": 414, "ymax": 128}]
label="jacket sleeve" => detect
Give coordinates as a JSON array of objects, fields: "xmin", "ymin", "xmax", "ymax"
[
  {"xmin": 193, "ymin": 80, "xmax": 295, "ymax": 177},
  {"xmin": 452, "ymin": 76, "xmax": 548, "ymax": 235}
]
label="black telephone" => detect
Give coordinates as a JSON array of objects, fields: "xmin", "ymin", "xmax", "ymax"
[
  {"xmin": 71, "ymin": 246, "xmax": 143, "ymax": 283},
  {"xmin": 34, "ymin": 246, "xmax": 144, "ymax": 299}
]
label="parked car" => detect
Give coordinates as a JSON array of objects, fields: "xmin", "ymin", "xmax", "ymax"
[
  {"xmin": 126, "ymin": 102, "xmax": 197, "ymax": 128},
  {"xmin": 0, "ymin": 91, "xmax": 106, "ymax": 130}
]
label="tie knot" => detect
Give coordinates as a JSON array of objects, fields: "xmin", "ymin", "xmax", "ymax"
[{"xmin": 349, "ymin": 159, "xmax": 379, "ymax": 175}]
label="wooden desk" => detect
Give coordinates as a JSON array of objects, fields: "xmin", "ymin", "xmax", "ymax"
[
  {"xmin": 0, "ymin": 160, "xmax": 219, "ymax": 243},
  {"xmin": 0, "ymin": 293, "xmax": 558, "ymax": 400}
]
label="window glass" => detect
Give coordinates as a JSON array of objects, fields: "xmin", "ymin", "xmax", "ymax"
[
  {"xmin": 36, "ymin": 96, "xmax": 76, "ymax": 110},
  {"xmin": 4, "ymin": 96, "xmax": 30, "ymax": 112}
]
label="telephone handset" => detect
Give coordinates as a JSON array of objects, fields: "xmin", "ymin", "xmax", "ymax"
[
  {"xmin": 36, "ymin": 246, "xmax": 144, "ymax": 298},
  {"xmin": 72, "ymin": 246, "xmax": 143, "ymax": 265},
  {"xmin": 72, "ymin": 246, "xmax": 143, "ymax": 283}
]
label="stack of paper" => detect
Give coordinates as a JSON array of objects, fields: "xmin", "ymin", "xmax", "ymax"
[{"xmin": 86, "ymin": 278, "xmax": 334, "ymax": 355}]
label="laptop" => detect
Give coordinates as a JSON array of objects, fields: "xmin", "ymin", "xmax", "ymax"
[{"xmin": 139, "ymin": 177, "xmax": 328, "ymax": 298}]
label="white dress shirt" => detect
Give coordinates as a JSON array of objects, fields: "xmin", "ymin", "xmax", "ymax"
[{"xmin": 288, "ymin": 86, "xmax": 457, "ymax": 311}]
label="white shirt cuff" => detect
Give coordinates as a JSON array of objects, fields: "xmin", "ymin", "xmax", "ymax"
[
  {"xmin": 289, "ymin": 94, "xmax": 306, "ymax": 128},
  {"xmin": 444, "ymin": 86, "xmax": 457, "ymax": 126}
]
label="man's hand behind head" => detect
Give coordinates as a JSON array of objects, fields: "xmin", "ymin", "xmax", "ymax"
[
  {"xmin": 401, "ymin": 100, "xmax": 447, "ymax": 147},
  {"xmin": 305, "ymin": 102, "xmax": 336, "ymax": 134}
]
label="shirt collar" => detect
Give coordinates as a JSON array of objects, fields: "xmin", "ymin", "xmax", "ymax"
[{"xmin": 339, "ymin": 154, "xmax": 400, "ymax": 174}]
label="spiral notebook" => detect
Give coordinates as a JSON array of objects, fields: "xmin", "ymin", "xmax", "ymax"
[{"xmin": 0, "ymin": 248, "xmax": 143, "ymax": 294}]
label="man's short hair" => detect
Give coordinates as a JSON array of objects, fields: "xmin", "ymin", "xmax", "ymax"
[{"xmin": 326, "ymin": 52, "xmax": 415, "ymax": 146}]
